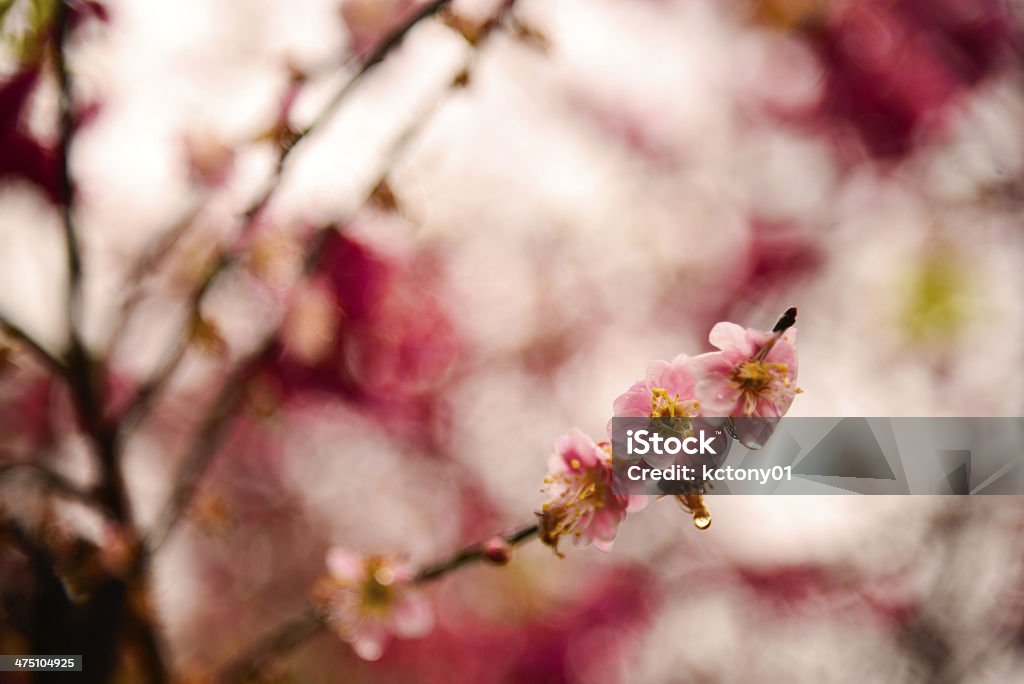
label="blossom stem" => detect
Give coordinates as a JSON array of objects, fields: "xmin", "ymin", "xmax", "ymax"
[
  {"xmin": 217, "ymin": 606, "xmax": 327, "ymax": 684},
  {"xmin": 216, "ymin": 522, "xmax": 540, "ymax": 682},
  {"xmin": 416, "ymin": 522, "xmax": 540, "ymax": 583}
]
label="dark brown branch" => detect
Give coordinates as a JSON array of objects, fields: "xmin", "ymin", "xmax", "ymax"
[
  {"xmin": 216, "ymin": 521, "xmax": 540, "ymax": 683},
  {"xmin": 53, "ymin": 3, "xmax": 103, "ymax": 451},
  {"xmin": 215, "ymin": 607, "xmax": 327, "ymax": 684},
  {"xmin": 0, "ymin": 313, "xmax": 67, "ymax": 374},
  {"xmin": 416, "ymin": 521, "xmax": 539, "ymax": 582},
  {"xmin": 54, "ymin": 3, "xmax": 82, "ymax": 340},
  {"xmin": 52, "ymin": 0, "xmax": 132, "ymax": 524},
  {"xmin": 49, "ymin": 5, "xmax": 170, "ymax": 680},
  {"xmin": 0, "ymin": 458, "xmax": 98, "ymax": 509}
]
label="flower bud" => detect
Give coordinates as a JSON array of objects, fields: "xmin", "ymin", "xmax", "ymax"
[{"xmin": 481, "ymin": 537, "xmax": 512, "ymax": 565}]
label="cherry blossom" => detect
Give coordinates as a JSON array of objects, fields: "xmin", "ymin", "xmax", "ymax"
[
  {"xmin": 688, "ymin": 314, "xmax": 800, "ymax": 418},
  {"xmin": 538, "ymin": 429, "xmax": 632, "ymax": 557},
  {"xmin": 612, "ymin": 354, "xmax": 700, "ymax": 420},
  {"xmin": 315, "ymin": 549, "xmax": 434, "ymax": 661}
]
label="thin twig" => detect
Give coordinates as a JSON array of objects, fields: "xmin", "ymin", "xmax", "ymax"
[
  {"xmin": 216, "ymin": 521, "xmax": 540, "ymax": 683},
  {"xmin": 215, "ymin": 607, "xmax": 326, "ymax": 684},
  {"xmin": 0, "ymin": 458, "xmax": 98, "ymax": 509},
  {"xmin": 114, "ymin": 257, "xmax": 226, "ymax": 441},
  {"xmin": 137, "ymin": 0, "xmax": 471, "ymax": 556},
  {"xmin": 103, "ymin": 198, "xmax": 207, "ymax": 356},
  {"xmin": 362, "ymin": 0, "xmax": 520, "ymax": 211},
  {"xmin": 416, "ymin": 521, "xmax": 539, "ymax": 582},
  {"xmin": 102, "ymin": 31, "xmax": 362, "ymax": 361},
  {"xmin": 53, "ymin": 0, "xmax": 131, "ymax": 522},
  {"xmin": 54, "ymin": 3, "xmax": 82, "ymax": 342},
  {"xmin": 141, "ymin": 339, "xmax": 277, "ymax": 556},
  {"xmin": 244, "ymin": 0, "xmax": 456, "ymax": 227},
  {"xmin": 115, "ymin": 0, "xmax": 459, "ymax": 439}
]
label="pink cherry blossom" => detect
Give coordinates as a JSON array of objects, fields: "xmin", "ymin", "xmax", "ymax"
[
  {"xmin": 538, "ymin": 429, "xmax": 632, "ymax": 557},
  {"xmin": 612, "ymin": 353, "xmax": 699, "ymax": 420},
  {"xmin": 316, "ymin": 549, "xmax": 434, "ymax": 661},
  {"xmin": 688, "ymin": 321, "xmax": 800, "ymax": 418}
]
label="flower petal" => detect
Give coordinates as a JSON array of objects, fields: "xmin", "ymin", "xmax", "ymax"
[
  {"xmin": 612, "ymin": 378, "xmax": 655, "ymax": 417},
  {"xmin": 707, "ymin": 322, "xmax": 753, "ymax": 355},
  {"xmin": 391, "ymin": 593, "xmax": 434, "ymax": 638},
  {"xmin": 326, "ymin": 547, "xmax": 364, "ymax": 582},
  {"xmin": 351, "ymin": 628, "xmax": 387, "ymax": 661}
]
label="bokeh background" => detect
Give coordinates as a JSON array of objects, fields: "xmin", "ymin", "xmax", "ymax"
[{"xmin": 2, "ymin": 0, "xmax": 1024, "ymax": 681}]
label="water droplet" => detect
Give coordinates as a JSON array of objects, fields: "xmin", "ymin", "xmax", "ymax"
[{"xmin": 677, "ymin": 493, "xmax": 713, "ymax": 530}]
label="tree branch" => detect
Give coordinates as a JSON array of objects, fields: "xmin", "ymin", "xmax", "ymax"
[
  {"xmin": 0, "ymin": 457, "xmax": 98, "ymax": 509},
  {"xmin": 51, "ymin": 2, "xmax": 135, "ymax": 537},
  {"xmin": 215, "ymin": 606, "xmax": 326, "ymax": 684},
  {"xmin": 114, "ymin": 0, "xmax": 461, "ymax": 442},
  {"xmin": 54, "ymin": 3, "xmax": 83, "ymax": 341},
  {"xmin": 215, "ymin": 521, "xmax": 540, "ymax": 683},
  {"xmin": 136, "ymin": 0, "xmax": 487, "ymax": 556},
  {"xmin": 103, "ymin": 198, "xmax": 207, "ymax": 357},
  {"xmin": 141, "ymin": 338, "xmax": 277, "ymax": 556},
  {"xmin": 49, "ymin": 4, "xmax": 169, "ymax": 680},
  {"xmin": 244, "ymin": 0, "xmax": 456, "ymax": 228},
  {"xmin": 0, "ymin": 312, "xmax": 67, "ymax": 374},
  {"xmin": 416, "ymin": 521, "xmax": 539, "ymax": 582}
]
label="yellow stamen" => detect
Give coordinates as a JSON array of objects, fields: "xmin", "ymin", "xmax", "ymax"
[
  {"xmin": 730, "ymin": 361, "xmax": 793, "ymax": 416},
  {"xmin": 650, "ymin": 387, "xmax": 698, "ymax": 418}
]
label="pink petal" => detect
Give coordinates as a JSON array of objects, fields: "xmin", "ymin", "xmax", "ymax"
[
  {"xmin": 351, "ymin": 627, "xmax": 387, "ymax": 661},
  {"xmin": 708, "ymin": 322, "xmax": 753, "ymax": 355},
  {"xmin": 649, "ymin": 354, "xmax": 696, "ymax": 399},
  {"xmin": 755, "ymin": 398, "xmax": 786, "ymax": 418},
  {"xmin": 766, "ymin": 337, "xmax": 798, "ymax": 375},
  {"xmin": 563, "ymin": 429, "xmax": 601, "ymax": 468},
  {"xmin": 627, "ymin": 494, "xmax": 650, "ymax": 512},
  {"xmin": 686, "ymin": 351, "xmax": 734, "ymax": 379},
  {"xmin": 612, "ymin": 378, "xmax": 655, "ymax": 417},
  {"xmin": 588, "ymin": 507, "xmax": 624, "ymax": 544},
  {"xmin": 390, "ymin": 593, "xmax": 434, "ymax": 638},
  {"xmin": 326, "ymin": 548, "xmax": 364, "ymax": 582},
  {"xmin": 694, "ymin": 376, "xmax": 740, "ymax": 417},
  {"xmin": 642, "ymin": 359, "xmax": 671, "ymax": 385}
]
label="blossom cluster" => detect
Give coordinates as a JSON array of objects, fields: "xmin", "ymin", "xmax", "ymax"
[
  {"xmin": 538, "ymin": 309, "xmax": 800, "ymax": 555},
  {"xmin": 317, "ymin": 311, "xmax": 799, "ymax": 661}
]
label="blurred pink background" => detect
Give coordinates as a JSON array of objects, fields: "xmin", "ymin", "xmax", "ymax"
[{"xmin": 2, "ymin": 0, "xmax": 1023, "ymax": 682}]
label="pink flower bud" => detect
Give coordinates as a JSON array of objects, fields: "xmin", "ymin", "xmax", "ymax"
[{"xmin": 481, "ymin": 537, "xmax": 512, "ymax": 565}]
